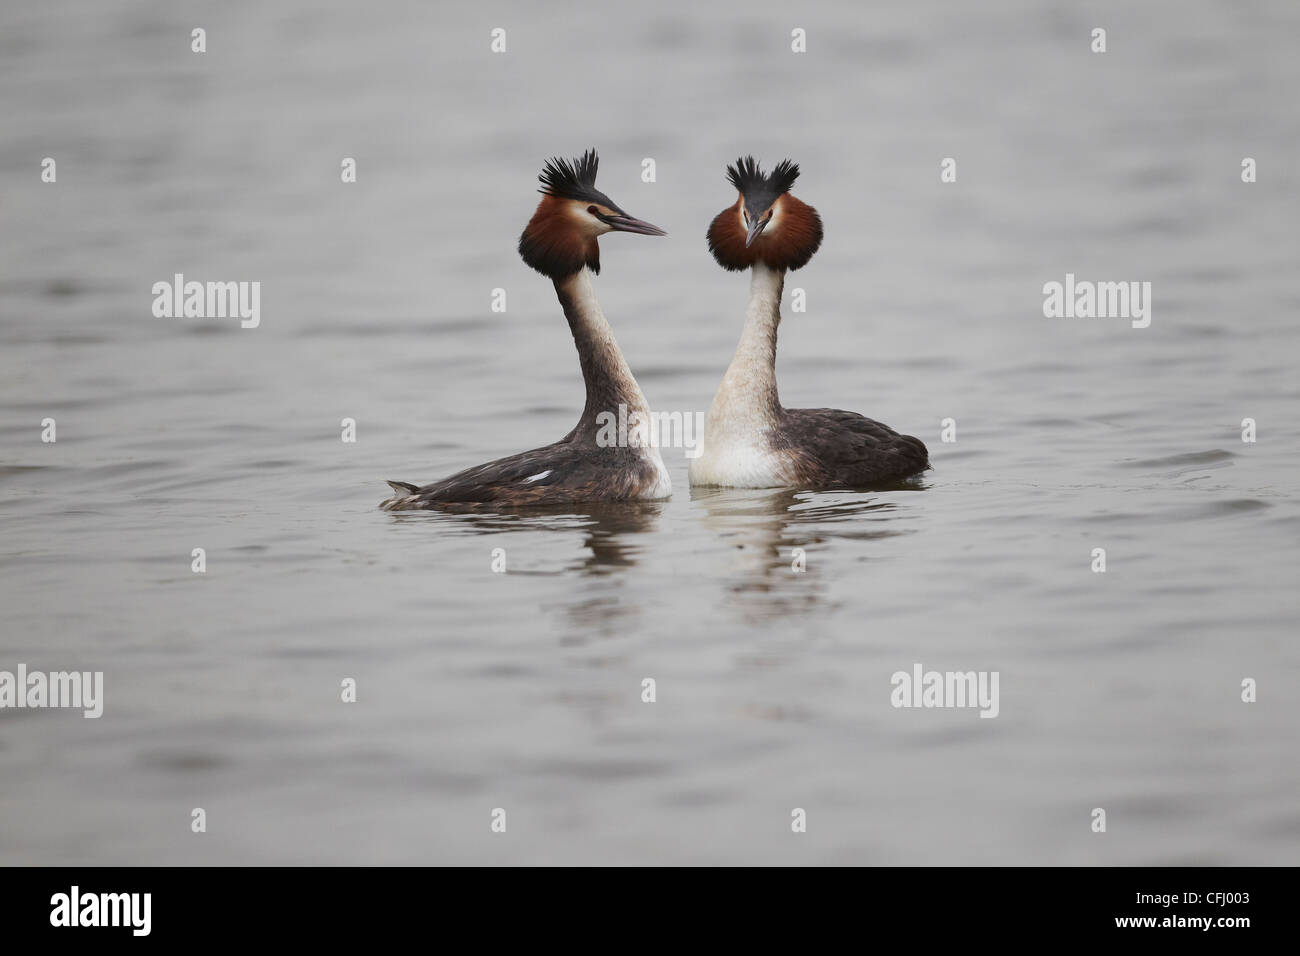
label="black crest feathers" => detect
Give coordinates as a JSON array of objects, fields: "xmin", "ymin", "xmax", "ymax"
[
  {"xmin": 725, "ymin": 156, "xmax": 801, "ymax": 201},
  {"xmin": 768, "ymin": 159, "xmax": 801, "ymax": 195},
  {"xmin": 538, "ymin": 150, "xmax": 603, "ymax": 203}
]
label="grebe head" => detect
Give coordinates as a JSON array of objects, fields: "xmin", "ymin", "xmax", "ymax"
[
  {"xmin": 707, "ymin": 156, "xmax": 823, "ymax": 272},
  {"xmin": 518, "ymin": 149, "xmax": 666, "ymax": 279}
]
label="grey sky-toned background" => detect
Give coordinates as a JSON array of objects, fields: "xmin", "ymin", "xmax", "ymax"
[{"xmin": 1, "ymin": 0, "xmax": 1297, "ymax": 864}]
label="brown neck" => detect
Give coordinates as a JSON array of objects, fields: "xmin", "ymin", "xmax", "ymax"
[{"xmin": 554, "ymin": 269, "xmax": 649, "ymax": 435}]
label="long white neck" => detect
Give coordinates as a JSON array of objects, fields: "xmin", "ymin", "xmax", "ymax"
[
  {"xmin": 555, "ymin": 268, "xmax": 650, "ymax": 433},
  {"xmin": 705, "ymin": 263, "xmax": 785, "ymax": 433}
]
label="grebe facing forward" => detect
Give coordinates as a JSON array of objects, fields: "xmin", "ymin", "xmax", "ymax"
[
  {"xmin": 382, "ymin": 150, "xmax": 670, "ymax": 510},
  {"xmin": 688, "ymin": 157, "xmax": 929, "ymax": 490}
]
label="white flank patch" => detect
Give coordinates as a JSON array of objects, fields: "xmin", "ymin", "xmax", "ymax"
[{"xmin": 523, "ymin": 470, "xmax": 552, "ymax": 483}]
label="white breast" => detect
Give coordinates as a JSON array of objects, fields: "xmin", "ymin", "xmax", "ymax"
[{"xmin": 688, "ymin": 438, "xmax": 788, "ymax": 488}]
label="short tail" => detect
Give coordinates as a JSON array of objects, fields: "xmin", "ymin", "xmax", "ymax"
[{"xmin": 385, "ymin": 480, "xmax": 419, "ymax": 496}]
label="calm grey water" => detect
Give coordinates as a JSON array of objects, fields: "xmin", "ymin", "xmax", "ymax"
[{"xmin": 2, "ymin": 0, "xmax": 1298, "ymax": 865}]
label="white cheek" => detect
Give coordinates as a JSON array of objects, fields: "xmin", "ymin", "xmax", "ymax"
[
  {"xmin": 585, "ymin": 214, "xmax": 612, "ymax": 236},
  {"xmin": 568, "ymin": 206, "xmax": 608, "ymax": 237}
]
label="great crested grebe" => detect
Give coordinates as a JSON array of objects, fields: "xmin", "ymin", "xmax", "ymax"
[
  {"xmin": 382, "ymin": 150, "xmax": 670, "ymax": 509},
  {"xmin": 688, "ymin": 157, "xmax": 929, "ymax": 490}
]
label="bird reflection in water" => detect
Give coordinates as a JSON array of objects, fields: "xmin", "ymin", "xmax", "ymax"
[
  {"xmin": 386, "ymin": 500, "xmax": 663, "ymax": 575},
  {"xmin": 387, "ymin": 501, "xmax": 664, "ymax": 639},
  {"xmin": 690, "ymin": 485, "xmax": 923, "ymax": 621}
]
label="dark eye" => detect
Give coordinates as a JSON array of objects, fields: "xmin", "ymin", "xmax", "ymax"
[{"xmin": 587, "ymin": 205, "xmax": 600, "ymax": 216}]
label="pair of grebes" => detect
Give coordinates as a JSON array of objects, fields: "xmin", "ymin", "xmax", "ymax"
[{"xmin": 382, "ymin": 151, "xmax": 928, "ymax": 510}]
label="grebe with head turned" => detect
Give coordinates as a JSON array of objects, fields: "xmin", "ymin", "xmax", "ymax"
[
  {"xmin": 382, "ymin": 150, "xmax": 670, "ymax": 509},
  {"xmin": 688, "ymin": 156, "xmax": 929, "ymax": 490}
]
